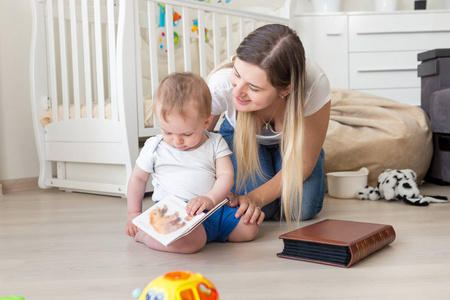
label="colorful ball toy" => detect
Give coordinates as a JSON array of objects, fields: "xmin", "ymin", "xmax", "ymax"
[{"xmin": 133, "ymin": 271, "xmax": 219, "ymax": 300}]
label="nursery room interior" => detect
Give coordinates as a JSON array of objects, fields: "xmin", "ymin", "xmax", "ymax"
[{"xmin": 1, "ymin": 0, "xmax": 450, "ymax": 299}]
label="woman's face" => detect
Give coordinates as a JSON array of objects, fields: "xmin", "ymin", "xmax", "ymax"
[{"xmin": 230, "ymin": 58, "xmax": 281, "ymax": 113}]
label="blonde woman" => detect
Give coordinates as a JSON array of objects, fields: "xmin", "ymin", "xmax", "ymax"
[{"xmin": 207, "ymin": 24, "xmax": 332, "ymax": 227}]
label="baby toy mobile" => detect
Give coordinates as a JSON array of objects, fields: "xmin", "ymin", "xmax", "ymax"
[{"xmin": 132, "ymin": 271, "xmax": 219, "ymax": 300}]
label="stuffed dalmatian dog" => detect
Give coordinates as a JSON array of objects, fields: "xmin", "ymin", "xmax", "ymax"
[{"xmin": 357, "ymin": 169, "xmax": 448, "ymax": 206}]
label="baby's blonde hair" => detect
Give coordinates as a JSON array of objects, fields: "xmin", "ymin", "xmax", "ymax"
[{"xmin": 154, "ymin": 72, "xmax": 211, "ymax": 121}]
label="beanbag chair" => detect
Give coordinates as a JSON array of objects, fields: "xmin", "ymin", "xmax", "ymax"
[{"xmin": 324, "ymin": 89, "xmax": 432, "ymax": 187}]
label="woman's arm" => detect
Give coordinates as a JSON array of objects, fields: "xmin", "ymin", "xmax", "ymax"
[
  {"xmin": 302, "ymin": 101, "xmax": 331, "ymax": 178},
  {"xmin": 232, "ymin": 101, "xmax": 331, "ymax": 224}
]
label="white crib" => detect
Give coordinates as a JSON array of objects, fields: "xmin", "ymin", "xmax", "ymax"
[{"xmin": 30, "ymin": 0, "xmax": 292, "ymax": 197}]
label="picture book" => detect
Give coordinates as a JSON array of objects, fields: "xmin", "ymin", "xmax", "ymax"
[
  {"xmin": 277, "ymin": 219, "xmax": 396, "ymax": 268},
  {"xmin": 132, "ymin": 195, "xmax": 229, "ymax": 247}
]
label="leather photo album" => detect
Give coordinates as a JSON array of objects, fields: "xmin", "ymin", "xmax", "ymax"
[{"xmin": 277, "ymin": 219, "xmax": 396, "ymax": 268}]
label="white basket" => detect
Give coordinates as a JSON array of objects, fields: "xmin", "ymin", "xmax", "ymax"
[{"xmin": 326, "ymin": 167, "xmax": 369, "ymax": 199}]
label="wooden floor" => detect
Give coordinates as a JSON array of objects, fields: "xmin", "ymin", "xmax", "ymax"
[{"xmin": 1, "ymin": 183, "xmax": 450, "ymax": 300}]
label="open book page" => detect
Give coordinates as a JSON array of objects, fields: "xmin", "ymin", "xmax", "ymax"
[{"xmin": 132, "ymin": 195, "xmax": 229, "ymax": 247}]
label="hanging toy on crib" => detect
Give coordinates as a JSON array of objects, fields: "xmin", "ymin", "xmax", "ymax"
[
  {"xmin": 157, "ymin": 3, "xmax": 181, "ymax": 53},
  {"xmin": 191, "ymin": 19, "xmax": 210, "ymax": 43}
]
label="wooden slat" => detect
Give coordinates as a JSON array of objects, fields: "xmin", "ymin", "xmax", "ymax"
[
  {"xmin": 197, "ymin": 9, "xmax": 207, "ymax": 78},
  {"xmin": 212, "ymin": 12, "xmax": 220, "ymax": 68},
  {"xmin": 147, "ymin": 1, "xmax": 159, "ymax": 97},
  {"xmin": 226, "ymin": 15, "xmax": 232, "ymax": 58},
  {"xmin": 94, "ymin": 0, "xmax": 105, "ymax": 119},
  {"xmin": 182, "ymin": 6, "xmax": 191, "ymax": 72},
  {"xmin": 239, "ymin": 17, "xmax": 245, "ymax": 42},
  {"xmin": 107, "ymin": 0, "xmax": 118, "ymax": 121},
  {"xmin": 46, "ymin": 0, "xmax": 59, "ymax": 123},
  {"xmin": 134, "ymin": 0, "xmax": 145, "ymax": 133},
  {"xmin": 166, "ymin": 4, "xmax": 175, "ymax": 74},
  {"xmin": 69, "ymin": 0, "xmax": 81, "ymax": 119},
  {"xmin": 81, "ymin": 0, "xmax": 93, "ymax": 118},
  {"xmin": 57, "ymin": 0, "xmax": 70, "ymax": 121}
]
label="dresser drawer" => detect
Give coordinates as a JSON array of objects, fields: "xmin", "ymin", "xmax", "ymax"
[
  {"xmin": 349, "ymin": 12, "xmax": 450, "ymax": 52},
  {"xmin": 349, "ymin": 51, "xmax": 420, "ymax": 89},
  {"xmin": 293, "ymin": 15, "xmax": 349, "ymax": 89}
]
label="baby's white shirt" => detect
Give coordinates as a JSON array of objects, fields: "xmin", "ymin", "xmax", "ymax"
[{"xmin": 136, "ymin": 131, "xmax": 232, "ymax": 202}]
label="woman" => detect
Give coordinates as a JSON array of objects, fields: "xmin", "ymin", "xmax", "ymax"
[{"xmin": 207, "ymin": 24, "xmax": 332, "ymax": 227}]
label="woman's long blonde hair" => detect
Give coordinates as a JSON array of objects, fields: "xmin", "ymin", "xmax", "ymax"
[{"xmin": 233, "ymin": 24, "xmax": 306, "ymax": 226}]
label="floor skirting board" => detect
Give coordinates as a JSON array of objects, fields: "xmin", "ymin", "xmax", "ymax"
[{"xmin": 0, "ymin": 177, "xmax": 39, "ymax": 195}]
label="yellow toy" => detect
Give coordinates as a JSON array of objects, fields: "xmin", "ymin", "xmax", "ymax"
[{"xmin": 133, "ymin": 271, "xmax": 219, "ymax": 300}]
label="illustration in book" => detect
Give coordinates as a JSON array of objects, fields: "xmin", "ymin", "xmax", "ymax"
[{"xmin": 132, "ymin": 194, "xmax": 228, "ymax": 247}]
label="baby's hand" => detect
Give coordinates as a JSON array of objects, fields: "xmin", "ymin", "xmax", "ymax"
[
  {"xmin": 126, "ymin": 212, "xmax": 141, "ymax": 237},
  {"xmin": 186, "ymin": 196, "xmax": 214, "ymax": 216}
]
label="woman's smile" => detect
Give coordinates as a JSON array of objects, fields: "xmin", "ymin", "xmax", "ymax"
[{"xmin": 235, "ymin": 97, "xmax": 251, "ymax": 105}]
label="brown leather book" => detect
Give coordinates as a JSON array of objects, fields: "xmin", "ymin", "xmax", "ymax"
[{"xmin": 277, "ymin": 219, "xmax": 396, "ymax": 268}]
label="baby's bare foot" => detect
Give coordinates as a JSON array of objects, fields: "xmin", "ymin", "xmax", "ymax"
[{"xmin": 134, "ymin": 230, "xmax": 146, "ymax": 243}]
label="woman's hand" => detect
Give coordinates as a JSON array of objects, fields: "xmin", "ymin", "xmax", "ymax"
[
  {"xmin": 126, "ymin": 212, "xmax": 141, "ymax": 237},
  {"xmin": 228, "ymin": 193, "xmax": 265, "ymax": 225},
  {"xmin": 186, "ymin": 196, "xmax": 215, "ymax": 216}
]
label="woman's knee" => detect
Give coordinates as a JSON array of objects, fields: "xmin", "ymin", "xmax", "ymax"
[
  {"xmin": 301, "ymin": 201, "xmax": 323, "ymax": 221},
  {"xmin": 300, "ymin": 149, "xmax": 326, "ymax": 220},
  {"xmin": 301, "ymin": 183, "xmax": 325, "ymax": 220}
]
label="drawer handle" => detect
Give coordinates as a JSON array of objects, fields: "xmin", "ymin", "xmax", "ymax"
[
  {"xmin": 326, "ymin": 33, "xmax": 342, "ymax": 36},
  {"xmin": 357, "ymin": 67, "xmax": 417, "ymax": 73},
  {"xmin": 357, "ymin": 29, "xmax": 450, "ymax": 35}
]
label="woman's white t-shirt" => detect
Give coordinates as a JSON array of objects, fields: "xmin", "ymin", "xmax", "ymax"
[{"xmin": 208, "ymin": 58, "xmax": 332, "ymax": 128}]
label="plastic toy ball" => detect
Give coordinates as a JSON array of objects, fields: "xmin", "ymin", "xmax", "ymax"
[{"xmin": 133, "ymin": 271, "xmax": 219, "ymax": 300}]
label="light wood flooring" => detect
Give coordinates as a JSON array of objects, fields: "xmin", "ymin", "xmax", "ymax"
[{"xmin": 1, "ymin": 183, "xmax": 450, "ymax": 300}]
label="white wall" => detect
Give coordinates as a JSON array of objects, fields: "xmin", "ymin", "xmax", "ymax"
[
  {"xmin": 0, "ymin": 0, "xmax": 447, "ymax": 181},
  {"xmin": 0, "ymin": 0, "xmax": 39, "ymax": 181}
]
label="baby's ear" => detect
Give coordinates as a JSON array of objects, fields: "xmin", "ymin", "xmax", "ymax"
[{"xmin": 204, "ymin": 114, "xmax": 214, "ymax": 129}]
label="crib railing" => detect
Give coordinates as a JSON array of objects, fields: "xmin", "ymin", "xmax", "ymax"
[
  {"xmin": 33, "ymin": 0, "xmax": 119, "ymax": 124},
  {"xmin": 31, "ymin": 0, "xmax": 133, "ymax": 195},
  {"xmin": 144, "ymin": 0, "xmax": 288, "ymax": 80},
  {"xmin": 135, "ymin": 0, "xmax": 289, "ymax": 137},
  {"xmin": 30, "ymin": 0, "xmax": 292, "ymax": 195}
]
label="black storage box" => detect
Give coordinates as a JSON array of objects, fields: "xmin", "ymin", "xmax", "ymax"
[{"xmin": 418, "ymin": 49, "xmax": 450, "ymax": 184}]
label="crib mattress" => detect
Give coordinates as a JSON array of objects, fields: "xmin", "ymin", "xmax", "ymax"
[{"xmin": 40, "ymin": 99, "xmax": 154, "ymax": 128}]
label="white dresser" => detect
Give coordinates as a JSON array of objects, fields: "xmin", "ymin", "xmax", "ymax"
[{"xmin": 293, "ymin": 10, "xmax": 450, "ymax": 105}]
